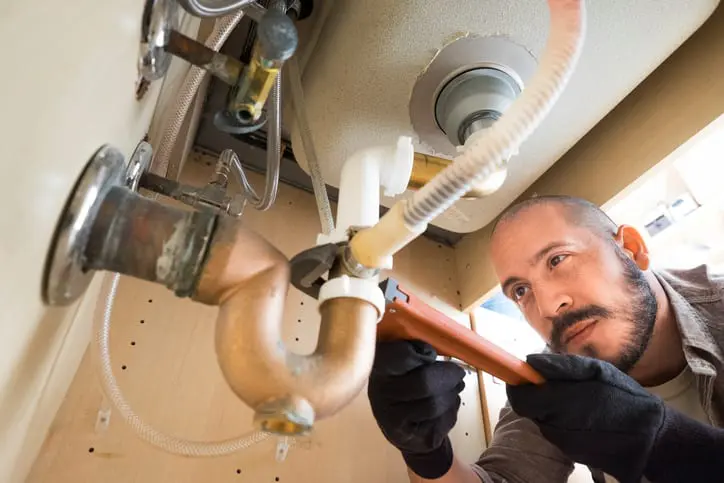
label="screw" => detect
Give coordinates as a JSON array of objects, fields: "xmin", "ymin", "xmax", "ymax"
[{"xmin": 135, "ymin": 77, "xmax": 151, "ymax": 100}]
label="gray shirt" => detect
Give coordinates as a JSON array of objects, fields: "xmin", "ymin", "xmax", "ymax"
[{"xmin": 471, "ymin": 266, "xmax": 724, "ymax": 483}]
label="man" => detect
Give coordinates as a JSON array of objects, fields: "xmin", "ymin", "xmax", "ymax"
[{"xmin": 368, "ymin": 195, "xmax": 724, "ymax": 483}]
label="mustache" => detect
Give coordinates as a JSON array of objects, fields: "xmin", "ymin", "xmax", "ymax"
[{"xmin": 549, "ymin": 305, "xmax": 612, "ymax": 351}]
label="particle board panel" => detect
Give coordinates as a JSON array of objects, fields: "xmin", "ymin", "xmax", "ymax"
[{"xmin": 27, "ymin": 157, "xmax": 485, "ymax": 482}]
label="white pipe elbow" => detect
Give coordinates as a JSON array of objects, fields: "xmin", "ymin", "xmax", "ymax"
[{"xmin": 319, "ymin": 136, "xmax": 414, "ymax": 245}]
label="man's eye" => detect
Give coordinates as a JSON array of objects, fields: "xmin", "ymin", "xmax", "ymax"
[
  {"xmin": 512, "ymin": 285, "xmax": 528, "ymax": 301},
  {"xmin": 549, "ymin": 254, "xmax": 567, "ymax": 268}
]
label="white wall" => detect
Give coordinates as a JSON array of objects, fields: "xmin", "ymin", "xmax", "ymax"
[
  {"xmin": 0, "ymin": 3, "xmax": 200, "ymax": 481},
  {"xmin": 606, "ymin": 114, "xmax": 724, "ymax": 272}
]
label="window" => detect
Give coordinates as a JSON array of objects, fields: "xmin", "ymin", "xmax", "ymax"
[{"xmin": 605, "ymin": 114, "xmax": 724, "ymax": 271}]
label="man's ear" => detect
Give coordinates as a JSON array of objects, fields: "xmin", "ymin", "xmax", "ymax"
[{"xmin": 614, "ymin": 225, "xmax": 650, "ymax": 270}]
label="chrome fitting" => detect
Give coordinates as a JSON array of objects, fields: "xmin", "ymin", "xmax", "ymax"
[{"xmin": 341, "ymin": 244, "xmax": 380, "ymax": 279}]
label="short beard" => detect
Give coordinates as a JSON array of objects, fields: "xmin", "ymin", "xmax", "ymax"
[
  {"xmin": 548, "ymin": 247, "xmax": 658, "ymax": 374},
  {"xmin": 606, "ymin": 250, "xmax": 658, "ymax": 373}
]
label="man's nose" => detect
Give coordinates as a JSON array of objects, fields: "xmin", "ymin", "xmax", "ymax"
[{"xmin": 535, "ymin": 283, "xmax": 573, "ymax": 319}]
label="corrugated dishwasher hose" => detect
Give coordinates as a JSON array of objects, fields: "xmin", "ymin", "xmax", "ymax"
[{"xmin": 350, "ymin": 0, "xmax": 586, "ymax": 268}]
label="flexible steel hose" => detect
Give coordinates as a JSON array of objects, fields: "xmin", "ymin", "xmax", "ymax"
[
  {"xmin": 94, "ymin": 274, "xmax": 270, "ymax": 456},
  {"xmin": 287, "ymin": 57, "xmax": 334, "ymax": 234},
  {"xmin": 153, "ymin": 9, "xmax": 246, "ymax": 179}
]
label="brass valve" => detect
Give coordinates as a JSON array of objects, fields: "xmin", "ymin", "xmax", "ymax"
[
  {"xmin": 230, "ymin": 9, "xmax": 297, "ymax": 123},
  {"xmin": 143, "ymin": 1, "xmax": 298, "ymax": 130}
]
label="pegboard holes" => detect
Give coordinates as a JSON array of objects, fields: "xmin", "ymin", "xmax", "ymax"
[
  {"xmin": 295, "ymin": 337, "xmax": 299, "ymax": 342},
  {"xmin": 236, "ymin": 469, "xmax": 242, "ymax": 475},
  {"xmin": 140, "ymin": 319, "xmax": 145, "ymax": 324},
  {"xmin": 130, "ymin": 341, "xmax": 136, "ymax": 346},
  {"xmin": 300, "ymin": 301, "xmax": 304, "ymax": 306},
  {"xmin": 462, "ymin": 402, "xmax": 466, "ymax": 407},
  {"xmin": 297, "ymin": 319, "xmax": 302, "ymax": 323},
  {"xmin": 148, "ymin": 299, "xmax": 153, "ymax": 303},
  {"xmin": 275, "ymin": 478, "xmax": 280, "ymax": 482},
  {"xmin": 456, "ymin": 290, "xmax": 461, "ymax": 296},
  {"xmin": 121, "ymin": 365, "xmax": 127, "ymax": 371},
  {"xmin": 88, "ymin": 447, "xmax": 95, "ymax": 453},
  {"xmin": 465, "ymin": 432, "xmax": 469, "ymax": 437},
  {"xmin": 288, "ymin": 201, "xmax": 293, "ymax": 206}
]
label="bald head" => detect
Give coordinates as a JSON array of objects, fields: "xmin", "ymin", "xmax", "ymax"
[{"xmin": 492, "ymin": 195, "xmax": 617, "ymax": 243}]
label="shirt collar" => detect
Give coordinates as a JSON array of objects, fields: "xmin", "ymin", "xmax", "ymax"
[{"xmin": 654, "ymin": 267, "xmax": 723, "ymax": 366}]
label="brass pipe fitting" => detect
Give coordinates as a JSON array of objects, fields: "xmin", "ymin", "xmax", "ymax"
[
  {"xmin": 162, "ymin": 7, "xmax": 297, "ymax": 125},
  {"xmin": 194, "ymin": 217, "xmax": 379, "ymax": 435},
  {"xmin": 230, "ymin": 9, "xmax": 297, "ymax": 123},
  {"xmin": 409, "ymin": 152, "xmax": 504, "ymax": 199}
]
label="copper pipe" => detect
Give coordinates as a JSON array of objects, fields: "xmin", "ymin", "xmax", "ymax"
[
  {"xmin": 165, "ymin": 30, "xmax": 243, "ymax": 86},
  {"xmin": 84, "ymin": 190, "xmax": 377, "ymax": 434},
  {"xmin": 194, "ymin": 217, "xmax": 379, "ymax": 435},
  {"xmin": 84, "ymin": 186, "xmax": 215, "ymax": 297}
]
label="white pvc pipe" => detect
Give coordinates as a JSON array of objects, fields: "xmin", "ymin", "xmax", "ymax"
[
  {"xmin": 336, "ymin": 152, "xmax": 381, "ymax": 235},
  {"xmin": 321, "ymin": 137, "xmax": 413, "ymax": 245}
]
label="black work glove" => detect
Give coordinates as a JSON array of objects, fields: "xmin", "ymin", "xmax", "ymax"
[
  {"xmin": 368, "ymin": 340, "xmax": 465, "ymax": 479},
  {"xmin": 507, "ymin": 353, "xmax": 724, "ymax": 483}
]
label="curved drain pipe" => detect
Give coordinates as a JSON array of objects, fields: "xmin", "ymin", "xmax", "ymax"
[
  {"xmin": 85, "ymin": 187, "xmax": 382, "ymax": 435},
  {"xmin": 195, "ymin": 217, "xmax": 381, "ymax": 434}
]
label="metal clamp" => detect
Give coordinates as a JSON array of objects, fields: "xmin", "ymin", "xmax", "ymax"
[{"xmin": 340, "ymin": 244, "xmax": 381, "ymax": 279}]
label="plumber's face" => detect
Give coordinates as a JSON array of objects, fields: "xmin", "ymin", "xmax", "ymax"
[{"xmin": 490, "ymin": 203, "xmax": 656, "ymax": 373}]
